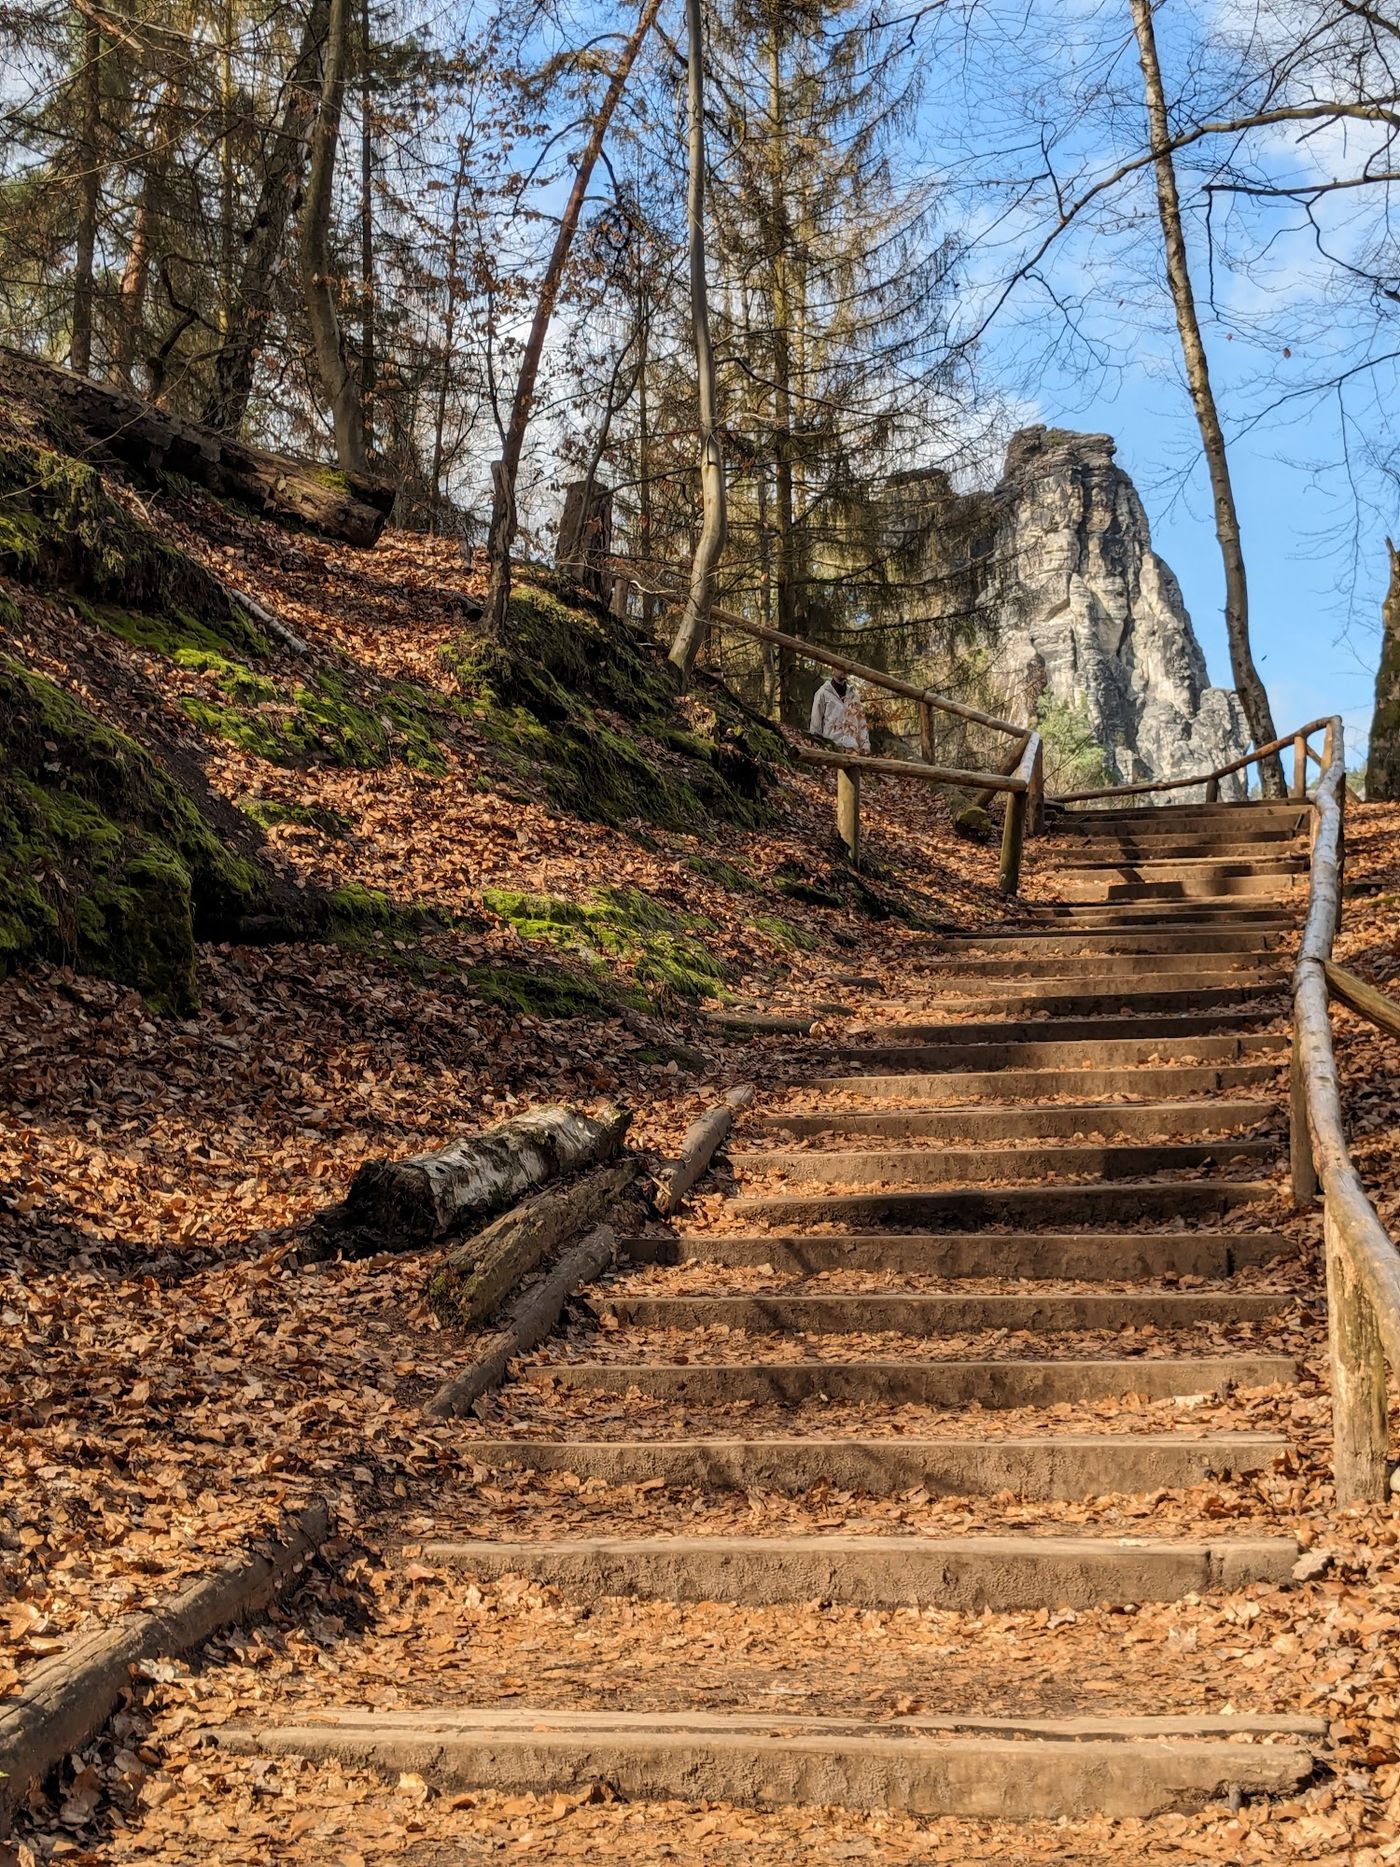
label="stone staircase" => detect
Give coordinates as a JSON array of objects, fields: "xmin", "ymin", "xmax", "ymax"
[{"xmin": 222, "ymin": 799, "xmax": 1327, "ymax": 1823}]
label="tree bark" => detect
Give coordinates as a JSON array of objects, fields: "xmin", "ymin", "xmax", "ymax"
[
  {"xmin": 358, "ymin": 0, "xmax": 376, "ymax": 456},
  {"xmin": 1368, "ymin": 539, "xmax": 1400, "ymax": 798},
  {"xmin": 667, "ymin": 0, "xmax": 728, "ymax": 680},
  {"xmin": 655, "ymin": 1084, "xmax": 754, "ymax": 1215},
  {"xmin": 1129, "ymin": 0, "xmax": 1284, "ymax": 796},
  {"xmin": 327, "ymin": 1103, "xmax": 631, "ymax": 1251},
  {"xmin": 482, "ymin": 0, "xmax": 664, "ymax": 640},
  {"xmin": 426, "ymin": 1159, "xmax": 638, "ymax": 1328},
  {"xmin": 110, "ymin": 39, "xmax": 189, "ymax": 387},
  {"xmin": 301, "ymin": 0, "xmax": 367, "ymax": 473},
  {"xmin": 2, "ymin": 346, "xmax": 393, "ymax": 543},
  {"xmin": 555, "ymin": 479, "xmax": 614, "ymax": 596},
  {"xmin": 202, "ymin": 0, "xmax": 330, "ymax": 434},
  {"xmin": 71, "ymin": 4, "xmax": 102, "ymax": 376}
]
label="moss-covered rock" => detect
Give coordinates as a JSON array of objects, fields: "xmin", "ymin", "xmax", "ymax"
[
  {"xmin": 182, "ymin": 667, "xmax": 449, "ymax": 773},
  {"xmin": 0, "ymin": 437, "xmax": 242, "ymax": 628},
  {"xmin": 483, "ymin": 883, "xmax": 729, "ymax": 1002},
  {"xmin": 446, "ymin": 583, "xmax": 784, "ymax": 832},
  {"xmin": 238, "ymin": 796, "xmax": 351, "ymax": 837},
  {"xmin": 464, "ymin": 962, "xmax": 616, "ymax": 1019},
  {"xmin": 0, "ymin": 653, "xmax": 265, "ymax": 1010}
]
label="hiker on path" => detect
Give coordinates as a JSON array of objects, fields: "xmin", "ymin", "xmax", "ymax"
[{"xmin": 809, "ymin": 674, "xmax": 871, "ymax": 754}]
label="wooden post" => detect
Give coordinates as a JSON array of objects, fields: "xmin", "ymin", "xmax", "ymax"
[
  {"xmin": 1204, "ymin": 774, "xmax": 1219, "ymax": 802},
  {"xmin": 1027, "ymin": 737, "xmax": 1045, "ymax": 835},
  {"xmin": 998, "ymin": 788, "xmax": 1028, "ymax": 895},
  {"xmin": 836, "ymin": 766, "xmax": 860, "ymax": 867},
  {"xmin": 1291, "ymin": 733, "xmax": 1308, "ymax": 799},
  {"xmin": 1326, "ymin": 1203, "xmax": 1391, "ymax": 1503},
  {"xmin": 918, "ymin": 701, "xmax": 935, "ymax": 765},
  {"xmin": 1290, "ymin": 1019, "xmax": 1319, "ymax": 1209}
]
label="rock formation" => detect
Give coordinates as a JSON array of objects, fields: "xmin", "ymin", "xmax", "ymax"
[{"xmin": 908, "ymin": 426, "xmax": 1252, "ymax": 795}]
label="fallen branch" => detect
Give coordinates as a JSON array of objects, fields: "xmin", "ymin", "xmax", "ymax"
[
  {"xmin": 314, "ymin": 1103, "xmax": 630, "ymax": 1256},
  {"xmin": 0, "ymin": 1501, "xmax": 329, "ymax": 1834},
  {"xmin": 426, "ymin": 1224, "xmax": 617, "ymax": 1418},
  {"xmin": 701, "ymin": 1010, "xmax": 817, "ymax": 1036},
  {"xmin": 425, "ymin": 1159, "xmax": 639, "ymax": 1329},
  {"xmin": 654, "ymin": 1084, "xmax": 754, "ymax": 1216},
  {"xmin": 221, "ymin": 581, "xmax": 309, "ymax": 656}
]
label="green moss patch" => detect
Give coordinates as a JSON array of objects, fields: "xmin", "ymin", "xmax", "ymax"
[
  {"xmin": 182, "ymin": 667, "xmax": 449, "ymax": 773},
  {"xmin": 686, "ymin": 853, "xmax": 762, "ymax": 894},
  {"xmin": 446, "ymin": 583, "xmax": 784, "ymax": 832},
  {"xmin": 0, "ymin": 653, "xmax": 266, "ymax": 1011},
  {"xmin": 483, "ymin": 883, "xmax": 729, "ymax": 1002},
  {"xmin": 464, "ymin": 962, "xmax": 616, "ymax": 1020},
  {"xmin": 238, "ymin": 796, "xmax": 351, "ymax": 837},
  {"xmin": 0, "ymin": 437, "xmax": 243, "ymax": 629}
]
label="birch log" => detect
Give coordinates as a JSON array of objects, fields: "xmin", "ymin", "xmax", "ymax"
[
  {"xmin": 655, "ymin": 1084, "xmax": 754, "ymax": 1216},
  {"xmin": 426, "ymin": 1159, "xmax": 638, "ymax": 1328},
  {"xmin": 333, "ymin": 1103, "xmax": 630, "ymax": 1251}
]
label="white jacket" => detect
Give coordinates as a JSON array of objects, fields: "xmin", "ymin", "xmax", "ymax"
[{"xmin": 810, "ymin": 679, "xmax": 871, "ymax": 754}]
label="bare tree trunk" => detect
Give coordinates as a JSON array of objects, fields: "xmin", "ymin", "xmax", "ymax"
[
  {"xmin": 202, "ymin": 0, "xmax": 329, "ymax": 434},
  {"xmin": 358, "ymin": 0, "xmax": 376, "ymax": 456},
  {"xmin": 71, "ymin": 5, "xmax": 102, "ymax": 376},
  {"xmin": 1368, "ymin": 539, "xmax": 1400, "ymax": 799},
  {"xmin": 301, "ymin": 0, "xmax": 367, "ymax": 473},
  {"xmin": 667, "ymin": 0, "xmax": 727, "ymax": 681},
  {"xmin": 110, "ymin": 45, "xmax": 188, "ymax": 387},
  {"xmin": 430, "ymin": 151, "xmax": 467, "ymax": 516},
  {"xmin": 1129, "ymin": 0, "xmax": 1283, "ymax": 796},
  {"xmin": 764, "ymin": 24, "xmax": 798, "ymax": 719},
  {"xmin": 481, "ymin": 0, "xmax": 663, "ymax": 641}
]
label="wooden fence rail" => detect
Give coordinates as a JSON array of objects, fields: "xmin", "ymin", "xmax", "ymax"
[{"xmin": 630, "ymin": 579, "xmax": 1044, "ymax": 892}]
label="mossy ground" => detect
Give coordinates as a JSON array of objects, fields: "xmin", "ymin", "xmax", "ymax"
[
  {"xmin": 483, "ymin": 882, "xmax": 730, "ymax": 1003},
  {"xmin": 447, "ymin": 581, "xmax": 785, "ymax": 833}
]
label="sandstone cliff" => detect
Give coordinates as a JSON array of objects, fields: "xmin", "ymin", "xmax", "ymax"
[{"xmin": 908, "ymin": 426, "xmax": 1252, "ymax": 795}]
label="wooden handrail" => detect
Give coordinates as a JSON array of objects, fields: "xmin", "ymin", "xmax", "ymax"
[
  {"xmin": 794, "ymin": 744, "xmax": 1029, "ymax": 792},
  {"xmin": 623, "ymin": 572, "xmax": 1027, "ymax": 739},
  {"xmin": 1323, "ymin": 961, "xmax": 1400, "ymax": 1042},
  {"xmin": 1053, "ymin": 717, "xmax": 1335, "ymax": 805},
  {"xmin": 1292, "ymin": 717, "xmax": 1400, "ymax": 1501}
]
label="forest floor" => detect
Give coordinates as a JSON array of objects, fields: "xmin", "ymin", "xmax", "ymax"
[{"xmin": 4, "ymin": 501, "xmax": 1400, "ymax": 1863}]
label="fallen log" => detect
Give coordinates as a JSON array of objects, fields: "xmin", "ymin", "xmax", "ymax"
[
  {"xmin": 654, "ymin": 1084, "xmax": 755, "ymax": 1216},
  {"xmin": 0, "ymin": 1500, "xmax": 328, "ymax": 1835},
  {"xmin": 426, "ymin": 1224, "xmax": 617, "ymax": 1418},
  {"xmin": 3, "ymin": 346, "xmax": 395, "ymax": 546},
  {"xmin": 320, "ymin": 1103, "xmax": 630, "ymax": 1256},
  {"xmin": 426, "ymin": 1159, "xmax": 639, "ymax": 1329}
]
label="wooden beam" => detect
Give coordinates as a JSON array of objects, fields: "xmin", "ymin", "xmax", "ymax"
[
  {"xmin": 793, "ymin": 744, "xmax": 1027, "ymax": 792},
  {"xmin": 1324, "ymin": 961, "xmax": 1400, "ymax": 1042},
  {"xmin": 1055, "ymin": 717, "xmax": 1335, "ymax": 804},
  {"xmin": 836, "ymin": 766, "xmax": 861, "ymax": 866}
]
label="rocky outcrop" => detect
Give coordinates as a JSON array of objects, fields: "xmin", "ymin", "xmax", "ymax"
[{"xmin": 913, "ymin": 427, "xmax": 1252, "ymax": 796}]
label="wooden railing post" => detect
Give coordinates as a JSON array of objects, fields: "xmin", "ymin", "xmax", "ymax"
[
  {"xmin": 998, "ymin": 788, "xmax": 1028, "ymax": 894},
  {"xmin": 1326, "ymin": 1203, "xmax": 1391, "ymax": 1502},
  {"xmin": 1291, "ymin": 733, "xmax": 1308, "ymax": 799},
  {"xmin": 1204, "ymin": 775, "xmax": 1219, "ymax": 802},
  {"xmin": 1027, "ymin": 738, "xmax": 1045, "ymax": 835},
  {"xmin": 836, "ymin": 766, "xmax": 860, "ymax": 868},
  {"xmin": 1290, "ymin": 1021, "xmax": 1319, "ymax": 1208},
  {"xmin": 918, "ymin": 701, "xmax": 935, "ymax": 765}
]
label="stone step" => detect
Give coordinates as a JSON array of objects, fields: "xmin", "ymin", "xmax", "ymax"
[
  {"xmin": 1059, "ymin": 855, "xmax": 1306, "ymax": 879},
  {"xmin": 619, "ymin": 1229, "xmax": 1293, "ymax": 1278},
  {"xmin": 730, "ymin": 1179, "xmax": 1276, "ymax": 1228},
  {"xmin": 542, "ymin": 1356, "xmax": 1295, "ymax": 1407},
  {"xmin": 455, "ymin": 1432, "xmax": 1289, "ymax": 1496},
  {"xmin": 420, "ymin": 1531, "xmax": 1302, "ymax": 1611},
  {"xmin": 813, "ymin": 1061, "xmax": 1280, "ymax": 1098},
  {"xmin": 1054, "ymin": 875, "xmax": 1301, "ymax": 903},
  {"xmin": 752, "ymin": 1097, "xmax": 1276, "ymax": 1142},
  {"xmin": 862, "ymin": 984, "xmax": 1279, "ymax": 1021},
  {"xmin": 1022, "ymin": 901, "xmax": 1296, "ymax": 924},
  {"xmin": 913, "ymin": 958, "xmax": 1280, "ymax": 987},
  {"xmin": 592, "ymin": 1291, "xmax": 1294, "ymax": 1335},
  {"xmin": 933, "ymin": 929, "xmax": 1289, "ymax": 955},
  {"xmin": 220, "ymin": 1707, "xmax": 1323, "ymax": 1822},
  {"xmin": 732, "ymin": 1139, "xmax": 1277, "ymax": 1187},
  {"xmin": 829, "ymin": 1034, "xmax": 1283, "ymax": 1074},
  {"xmin": 839, "ymin": 1013, "xmax": 1280, "ymax": 1058},
  {"xmin": 1061, "ymin": 837, "xmax": 1304, "ymax": 860},
  {"xmin": 1059, "ymin": 802, "xmax": 1308, "ymax": 826}
]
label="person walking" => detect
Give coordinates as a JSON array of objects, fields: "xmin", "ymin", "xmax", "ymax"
[{"xmin": 809, "ymin": 674, "xmax": 871, "ymax": 754}]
